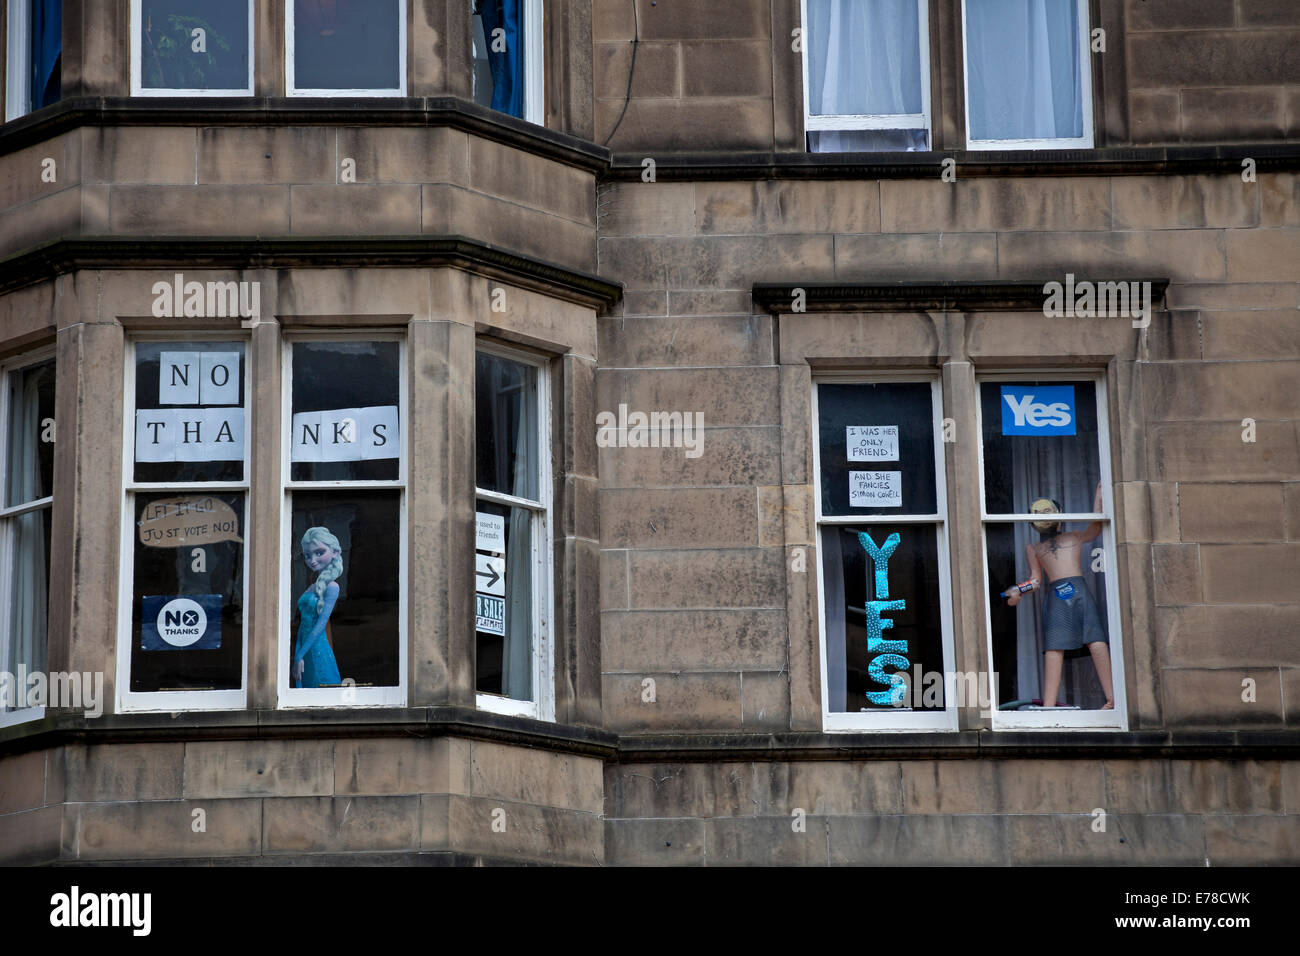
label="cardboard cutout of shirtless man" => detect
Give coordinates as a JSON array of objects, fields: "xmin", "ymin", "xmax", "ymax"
[{"xmin": 1003, "ymin": 481, "xmax": 1114, "ymax": 710}]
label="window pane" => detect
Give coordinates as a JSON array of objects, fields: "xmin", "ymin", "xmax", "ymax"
[
  {"xmin": 289, "ymin": 490, "xmax": 400, "ymax": 688},
  {"xmin": 472, "ymin": 1, "xmax": 525, "ymax": 118},
  {"xmin": 806, "ymin": 0, "xmax": 922, "ymax": 116},
  {"xmin": 6, "ymin": 359, "xmax": 55, "ymax": 507},
  {"xmin": 821, "ymin": 523, "xmax": 944, "ymax": 713},
  {"xmin": 965, "ymin": 0, "xmax": 1083, "ymax": 141},
  {"xmin": 980, "ymin": 380, "xmax": 1100, "ymax": 515},
  {"xmin": 475, "ymin": 351, "xmax": 538, "ymax": 500},
  {"xmin": 986, "ymin": 522, "xmax": 1112, "ymax": 710},
  {"xmin": 290, "ymin": 341, "xmax": 401, "ymax": 482},
  {"xmin": 474, "ymin": 499, "xmax": 532, "ymax": 701},
  {"xmin": 31, "ymin": 0, "xmax": 61, "ymax": 109},
  {"xmin": 130, "ymin": 492, "xmax": 244, "ymax": 692},
  {"xmin": 807, "ymin": 129, "xmax": 928, "ymax": 152},
  {"xmin": 818, "ymin": 382, "xmax": 936, "ymax": 516},
  {"xmin": 139, "ymin": 0, "xmax": 250, "ymax": 91},
  {"xmin": 134, "ymin": 342, "xmax": 245, "ymax": 484},
  {"xmin": 4, "ymin": 507, "xmax": 51, "ymax": 681},
  {"xmin": 293, "ymin": 0, "xmax": 401, "ymax": 91}
]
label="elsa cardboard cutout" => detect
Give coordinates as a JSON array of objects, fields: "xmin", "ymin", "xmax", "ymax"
[{"xmin": 295, "ymin": 526, "xmax": 343, "ymax": 688}]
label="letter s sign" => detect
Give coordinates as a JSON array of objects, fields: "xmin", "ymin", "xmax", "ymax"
[{"xmin": 1000, "ymin": 385, "xmax": 1076, "ymax": 436}]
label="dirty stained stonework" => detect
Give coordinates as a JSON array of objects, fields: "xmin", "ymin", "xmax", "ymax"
[{"xmin": 0, "ymin": 0, "xmax": 1297, "ymax": 865}]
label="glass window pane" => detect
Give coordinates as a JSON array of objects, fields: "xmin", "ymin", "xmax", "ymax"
[
  {"xmin": 986, "ymin": 522, "xmax": 1112, "ymax": 710},
  {"xmin": 980, "ymin": 379, "xmax": 1100, "ymax": 515},
  {"xmin": 134, "ymin": 342, "xmax": 245, "ymax": 484},
  {"xmin": 821, "ymin": 523, "xmax": 944, "ymax": 713},
  {"xmin": 290, "ymin": 341, "xmax": 401, "ymax": 483},
  {"xmin": 130, "ymin": 492, "xmax": 245, "ymax": 692},
  {"xmin": 818, "ymin": 382, "xmax": 936, "ymax": 517},
  {"xmin": 6, "ymin": 359, "xmax": 55, "ymax": 507},
  {"xmin": 965, "ymin": 0, "xmax": 1083, "ymax": 141},
  {"xmin": 806, "ymin": 0, "xmax": 922, "ymax": 116},
  {"xmin": 474, "ymin": 499, "xmax": 532, "ymax": 701},
  {"xmin": 139, "ymin": 0, "xmax": 251, "ymax": 91},
  {"xmin": 293, "ymin": 0, "xmax": 401, "ymax": 91},
  {"xmin": 4, "ymin": 507, "xmax": 51, "ymax": 680},
  {"xmin": 289, "ymin": 490, "xmax": 401, "ymax": 688},
  {"xmin": 472, "ymin": 1, "xmax": 526, "ymax": 117},
  {"xmin": 475, "ymin": 351, "xmax": 538, "ymax": 500}
]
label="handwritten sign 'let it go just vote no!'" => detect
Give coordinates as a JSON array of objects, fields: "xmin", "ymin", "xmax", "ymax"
[{"xmin": 139, "ymin": 496, "xmax": 243, "ymax": 548}]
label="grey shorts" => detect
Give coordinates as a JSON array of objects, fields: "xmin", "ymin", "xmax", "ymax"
[{"xmin": 1040, "ymin": 576, "xmax": 1107, "ymax": 651}]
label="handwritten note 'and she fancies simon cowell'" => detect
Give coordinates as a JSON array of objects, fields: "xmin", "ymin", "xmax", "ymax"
[{"xmin": 847, "ymin": 426, "xmax": 901, "ymax": 507}]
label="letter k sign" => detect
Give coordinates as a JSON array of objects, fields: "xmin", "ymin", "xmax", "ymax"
[{"xmin": 1000, "ymin": 385, "xmax": 1077, "ymax": 436}]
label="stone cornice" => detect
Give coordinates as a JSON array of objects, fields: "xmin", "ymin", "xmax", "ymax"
[
  {"xmin": 2, "ymin": 711, "xmax": 1294, "ymax": 763},
  {"xmin": 3, "ymin": 98, "xmax": 1297, "ymax": 182},
  {"xmin": 753, "ymin": 279, "xmax": 1171, "ymax": 313},
  {"xmin": 0, "ymin": 96, "xmax": 610, "ymax": 172},
  {"xmin": 607, "ymin": 144, "xmax": 1300, "ymax": 180},
  {"xmin": 0, "ymin": 236, "xmax": 624, "ymax": 310}
]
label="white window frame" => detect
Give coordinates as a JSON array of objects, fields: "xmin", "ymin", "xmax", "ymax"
[
  {"xmin": 799, "ymin": 0, "xmax": 932, "ymax": 150},
  {"xmin": 286, "ymin": 0, "xmax": 407, "ymax": 98},
  {"xmin": 470, "ymin": 0, "xmax": 545, "ymax": 125},
  {"xmin": 4, "ymin": 0, "xmax": 33, "ymax": 122},
  {"xmin": 0, "ymin": 347, "xmax": 55, "ymax": 727},
  {"xmin": 975, "ymin": 369, "xmax": 1126, "ymax": 730},
  {"xmin": 473, "ymin": 340, "xmax": 554, "ymax": 722},
  {"xmin": 812, "ymin": 374, "xmax": 957, "ymax": 732},
  {"xmin": 129, "ymin": 0, "xmax": 256, "ymax": 98},
  {"xmin": 279, "ymin": 333, "xmax": 408, "ymax": 708},
  {"xmin": 116, "ymin": 334, "xmax": 251, "ymax": 713},
  {"xmin": 960, "ymin": 0, "xmax": 1094, "ymax": 150}
]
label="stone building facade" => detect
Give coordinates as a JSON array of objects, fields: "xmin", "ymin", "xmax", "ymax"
[{"xmin": 0, "ymin": 0, "xmax": 1296, "ymax": 865}]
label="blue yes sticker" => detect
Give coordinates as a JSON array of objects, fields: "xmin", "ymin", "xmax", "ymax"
[{"xmin": 1000, "ymin": 386, "xmax": 1076, "ymax": 436}]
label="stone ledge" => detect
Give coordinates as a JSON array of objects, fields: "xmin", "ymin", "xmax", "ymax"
[
  {"xmin": 753, "ymin": 279, "xmax": 1171, "ymax": 313},
  {"xmin": 0, "ymin": 97, "xmax": 610, "ymax": 172},
  {"xmin": 3, "ymin": 715, "xmax": 1295, "ymax": 763},
  {"xmin": 0, "ymin": 236, "xmax": 624, "ymax": 309},
  {"xmin": 0, "ymin": 706, "xmax": 619, "ymax": 761},
  {"xmin": 606, "ymin": 144, "xmax": 1300, "ymax": 179}
]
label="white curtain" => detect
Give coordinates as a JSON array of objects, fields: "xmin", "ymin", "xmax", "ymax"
[
  {"xmin": 965, "ymin": 0, "xmax": 1083, "ymax": 141},
  {"xmin": 5, "ymin": 370, "xmax": 49, "ymax": 682},
  {"xmin": 806, "ymin": 0, "xmax": 927, "ymax": 151},
  {"xmin": 821, "ymin": 530, "xmax": 847, "ymax": 712},
  {"xmin": 501, "ymin": 398, "xmax": 533, "ymax": 702}
]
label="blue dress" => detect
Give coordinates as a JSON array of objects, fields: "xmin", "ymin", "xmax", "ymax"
[{"xmin": 295, "ymin": 585, "xmax": 341, "ymax": 687}]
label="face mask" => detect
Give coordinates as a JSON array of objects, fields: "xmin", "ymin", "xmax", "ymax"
[{"xmin": 1031, "ymin": 497, "xmax": 1061, "ymax": 534}]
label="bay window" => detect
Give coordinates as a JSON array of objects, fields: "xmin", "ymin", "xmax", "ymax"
[
  {"xmin": 130, "ymin": 0, "xmax": 254, "ymax": 96},
  {"xmin": 472, "ymin": 0, "xmax": 544, "ymax": 123},
  {"xmin": 474, "ymin": 344, "xmax": 552, "ymax": 719},
  {"xmin": 288, "ymin": 0, "xmax": 406, "ymax": 97},
  {"xmin": 0, "ymin": 352, "xmax": 55, "ymax": 725},
  {"xmin": 280, "ymin": 337, "xmax": 406, "ymax": 707},
  {"xmin": 118, "ymin": 340, "xmax": 248, "ymax": 711}
]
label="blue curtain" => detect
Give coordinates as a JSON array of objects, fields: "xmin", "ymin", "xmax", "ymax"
[
  {"xmin": 480, "ymin": 0, "xmax": 523, "ymax": 118},
  {"xmin": 31, "ymin": 0, "xmax": 61, "ymax": 109}
]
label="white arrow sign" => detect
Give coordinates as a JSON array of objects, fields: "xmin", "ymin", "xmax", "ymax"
[{"xmin": 475, "ymin": 553, "xmax": 505, "ymax": 597}]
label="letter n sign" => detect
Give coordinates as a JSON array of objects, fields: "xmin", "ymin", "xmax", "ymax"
[{"xmin": 1000, "ymin": 385, "xmax": 1076, "ymax": 436}]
